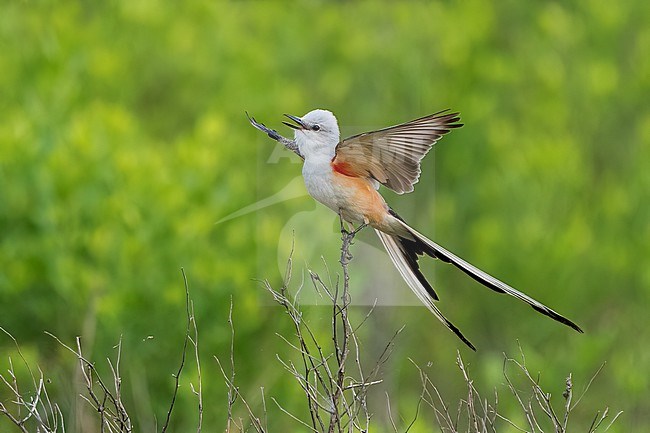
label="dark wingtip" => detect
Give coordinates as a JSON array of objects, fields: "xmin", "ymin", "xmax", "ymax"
[{"xmin": 433, "ymin": 110, "xmax": 463, "ymax": 130}]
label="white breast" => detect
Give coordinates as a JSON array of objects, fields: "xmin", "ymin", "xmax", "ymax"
[{"xmin": 302, "ymin": 155, "xmax": 340, "ymax": 212}]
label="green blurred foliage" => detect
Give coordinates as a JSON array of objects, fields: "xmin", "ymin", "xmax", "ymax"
[{"xmin": 0, "ymin": 0, "xmax": 648, "ymax": 431}]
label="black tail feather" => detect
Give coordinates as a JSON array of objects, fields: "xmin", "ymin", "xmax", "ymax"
[
  {"xmin": 375, "ymin": 229, "xmax": 476, "ymax": 350},
  {"xmin": 389, "ymin": 209, "xmax": 583, "ymax": 335}
]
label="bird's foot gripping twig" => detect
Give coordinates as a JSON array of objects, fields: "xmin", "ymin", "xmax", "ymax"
[
  {"xmin": 350, "ymin": 223, "xmax": 368, "ymax": 236},
  {"xmin": 338, "ymin": 211, "xmax": 368, "ymax": 237},
  {"xmin": 338, "ymin": 212, "xmax": 367, "ymax": 267}
]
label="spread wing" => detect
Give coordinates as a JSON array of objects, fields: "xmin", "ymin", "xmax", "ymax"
[{"xmin": 332, "ymin": 110, "xmax": 462, "ymax": 194}]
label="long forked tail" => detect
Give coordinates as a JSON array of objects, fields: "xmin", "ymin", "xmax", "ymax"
[
  {"xmin": 375, "ymin": 229, "xmax": 476, "ymax": 350},
  {"xmin": 375, "ymin": 216, "xmax": 583, "ymax": 350}
]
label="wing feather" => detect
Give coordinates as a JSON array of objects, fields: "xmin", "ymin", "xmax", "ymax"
[{"xmin": 332, "ymin": 110, "xmax": 462, "ymax": 194}]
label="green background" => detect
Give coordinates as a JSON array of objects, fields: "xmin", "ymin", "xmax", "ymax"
[{"xmin": 1, "ymin": 1, "xmax": 648, "ymax": 431}]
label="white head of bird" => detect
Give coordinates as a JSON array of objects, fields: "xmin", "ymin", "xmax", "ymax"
[{"xmin": 283, "ymin": 109, "xmax": 340, "ymax": 158}]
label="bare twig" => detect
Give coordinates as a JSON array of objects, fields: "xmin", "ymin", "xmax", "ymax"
[
  {"xmin": 407, "ymin": 346, "xmax": 619, "ymax": 433},
  {"xmin": 189, "ymin": 298, "xmax": 204, "ymax": 433},
  {"xmin": 0, "ymin": 327, "xmax": 64, "ymax": 432},
  {"xmin": 253, "ymin": 222, "xmax": 394, "ymax": 433},
  {"xmin": 45, "ymin": 331, "xmax": 133, "ymax": 432},
  {"xmin": 214, "ymin": 356, "xmax": 266, "ymax": 433},
  {"xmin": 571, "ymin": 362, "xmax": 606, "ymax": 411},
  {"xmin": 385, "ymin": 392, "xmax": 399, "ymax": 433},
  {"xmin": 215, "ymin": 296, "xmax": 268, "ymax": 433},
  {"xmin": 226, "ymin": 296, "xmax": 237, "ymax": 431},
  {"xmin": 160, "ymin": 268, "xmax": 194, "ymax": 433}
]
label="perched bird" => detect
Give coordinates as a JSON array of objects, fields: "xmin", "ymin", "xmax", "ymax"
[{"xmin": 248, "ymin": 109, "xmax": 582, "ymax": 350}]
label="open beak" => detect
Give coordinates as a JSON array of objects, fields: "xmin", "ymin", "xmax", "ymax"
[{"xmin": 282, "ymin": 114, "xmax": 307, "ymax": 130}]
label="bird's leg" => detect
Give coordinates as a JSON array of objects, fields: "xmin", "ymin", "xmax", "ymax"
[
  {"xmin": 338, "ymin": 209, "xmax": 349, "ymax": 235},
  {"xmin": 338, "ymin": 210, "xmax": 367, "ymax": 265},
  {"xmin": 338, "ymin": 210, "xmax": 368, "ymax": 238},
  {"xmin": 339, "ymin": 211, "xmax": 354, "ymax": 264},
  {"xmin": 350, "ymin": 222, "xmax": 368, "ymax": 236}
]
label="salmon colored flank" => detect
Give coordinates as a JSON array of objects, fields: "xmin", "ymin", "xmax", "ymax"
[
  {"xmin": 332, "ymin": 171, "xmax": 389, "ymax": 227},
  {"xmin": 331, "ymin": 160, "xmax": 359, "ymax": 177}
]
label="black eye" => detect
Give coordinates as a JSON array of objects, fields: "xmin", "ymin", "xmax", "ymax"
[{"xmin": 312, "ymin": 124, "xmax": 321, "ymax": 131}]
